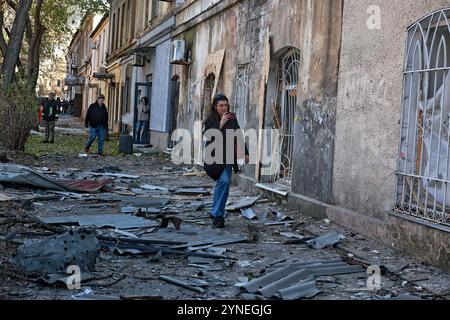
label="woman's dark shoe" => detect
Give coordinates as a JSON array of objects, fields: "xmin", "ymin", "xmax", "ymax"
[{"xmin": 212, "ymin": 216, "xmax": 225, "ymax": 228}]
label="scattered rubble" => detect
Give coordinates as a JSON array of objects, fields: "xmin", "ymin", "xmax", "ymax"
[{"xmin": 0, "ymin": 151, "xmax": 449, "ymax": 300}]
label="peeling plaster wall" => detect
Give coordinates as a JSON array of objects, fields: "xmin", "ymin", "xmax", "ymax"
[{"xmin": 173, "ymin": 0, "xmax": 341, "ymax": 187}]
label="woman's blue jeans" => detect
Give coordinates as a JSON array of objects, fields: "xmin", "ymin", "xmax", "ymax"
[
  {"xmin": 135, "ymin": 120, "xmax": 149, "ymax": 143},
  {"xmin": 211, "ymin": 165, "xmax": 233, "ymax": 218}
]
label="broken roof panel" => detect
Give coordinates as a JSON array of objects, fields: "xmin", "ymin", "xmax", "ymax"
[
  {"xmin": 276, "ymin": 279, "xmax": 321, "ymax": 300},
  {"xmin": 306, "ymin": 232, "xmax": 346, "ymax": 249},
  {"xmin": 40, "ymin": 214, "xmax": 158, "ymax": 229},
  {"xmin": 226, "ymin": 196, "xmax": 262, "ymax": 211},
  {"xmin": 242, "ymin": 259, "xmax": 367, "ymax": 299},
  {"xmin": 0, "ymin": 164, "xmax": 112, "ymax": 192}
]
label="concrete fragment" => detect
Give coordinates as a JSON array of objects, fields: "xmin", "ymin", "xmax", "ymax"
[{"xmin": 15, "ymin": 228, "xmax": 99, "ymax": 276}]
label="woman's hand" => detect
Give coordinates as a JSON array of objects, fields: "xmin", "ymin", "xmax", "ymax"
[{"xmin": 219, "ymin": 112, "xmax": 233, "ymax": 129}]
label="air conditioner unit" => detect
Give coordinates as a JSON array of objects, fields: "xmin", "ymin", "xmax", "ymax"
[
  {"xmin": 91, "ymin": 42, "xmax": 98, "ymax": 50},
  {"xmin": 98, "ymin": 67, "xmax": 106, "ymax": 73},
  {"xmin": 170, "ymin": 40, "xmax": 186, "ymax": 64},
  {"xmin": 84, "ymin": 56, "xmax": 90, "ymax": 64},
  {"xmin": 133, "ymin": 53, "xmax": 145, "ymax": 67}
]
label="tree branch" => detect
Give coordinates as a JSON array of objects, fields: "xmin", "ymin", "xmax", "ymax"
[{"xmin": 0, "ymin": 2, "xmax": 8, "ymax": 56}]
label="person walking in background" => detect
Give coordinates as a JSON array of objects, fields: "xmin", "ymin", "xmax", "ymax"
[
  {"xmin": 42, "ymin": 92, "xmax": 59, "ymax": 143},
  {"xmin": 134, "ymin": 96, "xmax": 150, "ymax": 144},
  {"xmin": 84, "ymin": 94, "xmax": 109, "ymax": 156}
]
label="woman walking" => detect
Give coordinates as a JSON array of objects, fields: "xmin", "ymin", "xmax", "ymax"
[
  {"xmin": 135, "ymin": 97, "xmax": 150, "ymax": 144},
  {"xmin": 203, "ymin": 93, "xmax": 248, "ymax": 228}
]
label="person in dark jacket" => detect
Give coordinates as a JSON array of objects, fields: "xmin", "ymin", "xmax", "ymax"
[
  {"xmin": 203, "ymin": 93, "xmax": 249, "ymax": 228},
  {"xmin": 42, "ymin": 92, "xmax": 59, "ymax": 143},
  {"xmin": 84, "ymin": 94, "xmax": 109, "ymax": 156}
]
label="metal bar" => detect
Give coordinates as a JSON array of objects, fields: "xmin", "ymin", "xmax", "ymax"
[
  {"xmin": 409, "ymin": 69, "xmax": 422, "ymax": 210},
  {"xmin": 397, "ymin": 172, "xmax": 450, "ymax": 184},
  {"xmin": 159, "ymin": 275, "xmax": 205, "ymax": 293},
  {"xmin": 400, "ymin": 73, "xmax": 414, "ymax": 205},
  {"xmin": 404, "ymin": 66, "xmax": 450, "ymax": 74},
  {"xmin": 417, "ymin": 71, "xmax": 429, "ymax": 214}
]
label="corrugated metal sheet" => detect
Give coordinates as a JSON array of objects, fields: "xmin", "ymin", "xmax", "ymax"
[
  {"xmin": 40, "ymin": 214, "xmax": 158, "ymax": 229},
  {"xmin": 242, "ymin": 259, "xmax": 366, "ymax": 300}
]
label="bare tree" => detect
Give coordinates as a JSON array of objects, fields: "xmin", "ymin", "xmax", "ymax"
[{"xmin": 0, "ymin": 0, "xmax": 33, "ymax": 89}]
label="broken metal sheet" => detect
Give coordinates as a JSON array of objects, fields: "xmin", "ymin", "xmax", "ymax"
[
  {"xmin": 244, "ymin": 260, "xmax": 365, "ymax": 299},
  {"xmin": 269, "ymin": 210, "xmax": 293, "ymax": 221},
  {"xmin": 306, "ymin": 232, "xmax": 346, "ymax": 249},
  {"xmin": 241, "ymin": 208, "xmax": 258, "ymax": 220},
  {"xmin": 40, "ymin": 214, "xmax": 158, "ymax": 229},
  {"xmin": 276, "ymin": 279, "xmax": 321, "ymax": 300},
  {"xmin": 0, "ymin": 164, "xmax": 71, "ymax": 191},
  {"xmin": 310, "ymin": 265, "xmax": 366, "ymax": 276},
  {"xmin": 37, "ymin": 272, "xmax": 96, "ymax": 286},
  {"xmin": 51, "ymin": 191, "xmax": 85, "ymax": 199},
  {"xmin": 243, "ymin": 265, "xmax": 297, "ymax": 293},
  {"xmin": 119, "ymin": 196, "xmax": 170, "ymax": 208},
  {"xmin": 264, "ymin": 221, "xmax": 294, "ymax": 226},
  {"xmin": 57, "ymin": 179, "xmax": 113, "ymax": 193},
  {"xmin": 0, "ymin": 164, "xmax": 112, "ymax": 192},
  {"xmin": 120, "ymin": 206, "xmax": 137, "ymax": 214},
  {"xmin": 112, "ymin": 229, "xmax": 139, "ymax": 239},
  {"xmin": 226, "ymin": 196, "xmax": 262, "ymax": 211},
  {"xmin": 255, "ymin": 183, "xmax": 289, "ymax": 197},
  {"xmin": 188, "ymin": 256, "xmax": 215, "ymax": 265},
  {"xmin": 280, "ymin": 232, "xmax": 304, "ymax": 240},
  {"xmin": 0, "ymin": 192, "xmax": 14, "ymax": 201},
  {"xmin": 258, "ymin": 270, "xmax": 314, "ymax": 298},
  {"xmin": 15, "ymin": 228, "xmax": 98, "ymax": 276},
  {"xmin": 192, "ymin": 201, "xmax": 205, "ymax": 211},
  {"xmin": 159, "ymin": 275, "xmax": 205, "ymax": 293},
  {"xmin": 268, "ymin": 259, "xmax": 344, "ymax": 269},
  {"xmin": 85, "ymin": 171, "xmax": 140, "ymax": 179},
  {"xmin": 140, "ymin": 184, "xmax": 170, "ymax": 193},
  {"xmin": 174, "ymin": 188, "xmax": 210, "ymax": 196},
  {"xmin": 239, "ymin": 293, "xmax": 266, "ymax": 300},
  {"xmin": 121, "ymin": 206, "xmax": 161, "ymax": 214},
  {"xmin": 140, "ymin": 224, "xmax": 248, "ymax": 249}
]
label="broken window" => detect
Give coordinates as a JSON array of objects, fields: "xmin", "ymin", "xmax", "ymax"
[
  {"xmin": 396, "ymin": 9, "xmax": 450, "ymax": 226},
  {"xmin": 271, "ymin": 49, "xmax": 300, "ymax": 186},
  {"xmin": 234, "ymin": 65, "xmax": 250, "ymax": 129}
]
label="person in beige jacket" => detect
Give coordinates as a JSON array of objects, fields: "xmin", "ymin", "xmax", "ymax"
[{"xmin": 134, "ymin": 97, "xmax": 150, "ymax": 144}]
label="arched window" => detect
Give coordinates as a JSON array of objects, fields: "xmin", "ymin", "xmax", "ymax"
[
  {"xmin": 271, "ymin": 48, "xmax": 301, "ymax": 186},
  {"xmin": 234, "ymin": 65, "xmax": 250, "ymax": 129},
  {"xmin": 396, "ymin": 8, "xmax": 450, "ymax": 226}
]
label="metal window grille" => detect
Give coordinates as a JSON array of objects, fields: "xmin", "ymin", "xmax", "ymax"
[
  {"xmin": 271, "ymin": 49, "xmax": 300, "ymax": 186},
  {"xmin": 196, "ymin": 74, "xmax": 216, "ymax": 166},
  {"xmin": 396, "ymin": 8, "xmax": 450, "ymax": 226},
  {"xmin": 234, "ymin": 65, "xmax": 250, "ymax": 129}
]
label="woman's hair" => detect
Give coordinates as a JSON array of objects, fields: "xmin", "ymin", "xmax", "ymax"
[
  {"xmin": 141, "ymin": 97, "xmax": 148, "ymax": 105},
  {"xmin": 206, "ymin": 93, "xmax": 229, "ymax": 123}
]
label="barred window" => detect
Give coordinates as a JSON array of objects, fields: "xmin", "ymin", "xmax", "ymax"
[{"xmin": 396, "ymin": 8, "xmax": 450, "ymax": 226}]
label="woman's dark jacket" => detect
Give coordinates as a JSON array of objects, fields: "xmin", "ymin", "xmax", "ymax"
[{"xmin": 203, "ymin": 117, "xmax": 248, "ymax": 181}]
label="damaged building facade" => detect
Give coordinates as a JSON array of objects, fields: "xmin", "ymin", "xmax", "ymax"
[
  {"xmin": 168, "ymin": 0, "xmax": 450, "ymax": 271},
  {"xmin": 66, "ymin": 0, "xmax": 450, "ymax": 271}
]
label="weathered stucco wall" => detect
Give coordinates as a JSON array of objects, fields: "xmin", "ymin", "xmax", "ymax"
[{"xmin": 334, "ymin": 0, "xmax": 450, "ymax": 217}]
